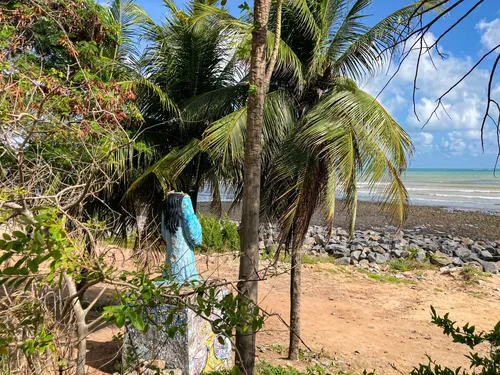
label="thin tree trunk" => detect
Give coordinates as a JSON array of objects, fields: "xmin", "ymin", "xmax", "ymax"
[
  {"xmin": 236, "ymin": 0, "xmax": 282, "ymax": 373},
  {"xmin": 76, "ymin": 321, "xmax": 88, "ymax": 375},
  {"xmin": 64, "ymin": 274, "xmax": 88, "ymax": 375},
  {"xmin": 236, "ymin": 0, "xmax": 271, "ymax": 373},
  {"xmin": 288, "ymin": 243, "xmax": 302, "ymax": 360}
]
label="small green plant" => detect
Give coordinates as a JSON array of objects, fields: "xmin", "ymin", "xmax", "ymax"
[
  {"xmin": 407, "ymin": 247, "xmax": 419, "ymax": 260},
  {"xmin": 199, "ymin": 214, "xmax": 224, "ymax": 250},
  {"xmin": 221, "ymin": 215, "xmax": 240, "ymax": 251},
  {"xmin": 256, "ymin": 363, "xmax": 325, "ymax": 375}
]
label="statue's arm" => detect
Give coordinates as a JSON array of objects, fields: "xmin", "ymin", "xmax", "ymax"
[{"xmin": 182, "ymin": 196, "xmax": 202, "ymax": 247}]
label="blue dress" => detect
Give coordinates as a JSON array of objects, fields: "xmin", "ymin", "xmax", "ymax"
[{"xmin": 160, "ymin": 195, "xmax": 202, "ymax": 284}]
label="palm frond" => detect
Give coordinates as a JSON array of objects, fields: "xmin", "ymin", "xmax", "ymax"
[
  {"xmin": 119, "ymin": 78, "xmax": 179, "ymax": 116},
  {"xmin": 125, "ymin": 139, "xmax": 201, "ymax": 198},
  {"xmin": 201, "ymin": 90, "xmax": 296, "ymax": 169},
  {"xmin": 297, "ymin": 77, "xmax": 412, "ymax": 233},
  {"xmin": 332, "ymin": 0, "xmax": 442, "ymax": 82},
  {"xmin": 283, "ymin": 0, "xmax": 321, "ymax": 38},
  {"xmin": 181, "ymin": 83, "xmax": 248, "ymax": 123},
  {"xmin": 201, "ymin": 107, "xmax": 247, "ymax": 168},
  {"xmin": 266, "ymin": 30, "xmax": 306, "ymax": 87}
]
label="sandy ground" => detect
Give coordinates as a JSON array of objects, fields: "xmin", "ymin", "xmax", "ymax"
[{"xmin": 86, "ymin": 252, "xmax": 500, "ymax": 375}]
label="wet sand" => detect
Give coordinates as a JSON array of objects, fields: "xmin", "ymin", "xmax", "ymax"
[{"xmin": 198, "ymin": 200, "xmax": 500, "ymax": 241}]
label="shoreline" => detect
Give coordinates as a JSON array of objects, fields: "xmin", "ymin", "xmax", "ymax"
[{"xmin": 198, "ymin": 200, "xmax": 500, "ymax": 241}]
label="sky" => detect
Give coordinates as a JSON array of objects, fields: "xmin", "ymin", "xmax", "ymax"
[{"xmin": 130, "ymin": 0, "xmax": 500, "ymax": 169}]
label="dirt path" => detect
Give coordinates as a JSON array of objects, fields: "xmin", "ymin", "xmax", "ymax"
[
  {"xmin": 87, "ymin": 253, "xmax": 500, "ymax": 374},
  {"xmin": 200, "ymin": 254, "xmax": 500, "ymax": 374}
]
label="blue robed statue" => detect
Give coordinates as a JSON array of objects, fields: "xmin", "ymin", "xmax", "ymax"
[{"xmin": 160, "ymin": 192, "xmax": 202, "ymax": 283}]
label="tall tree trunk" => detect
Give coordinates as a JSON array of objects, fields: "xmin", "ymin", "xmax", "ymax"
[
  {"xmin": 288, "ymin": 243, "xmax": 302, "ymax": 359},
  {"xmin": 287, "ymin": 166, "xmax": 321, "ymax": 360},
  {"xmin": 236, "ymin": 1, "xmax": 271, "ymax": 374},
  {"xmin": 236, "ymin": 1, "xmax": 282, "ymax": 374}
]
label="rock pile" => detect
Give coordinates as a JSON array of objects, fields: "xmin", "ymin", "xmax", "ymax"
[{"xmin": 258, "ymin": 224, "xmax": 500, "ymax": 274}]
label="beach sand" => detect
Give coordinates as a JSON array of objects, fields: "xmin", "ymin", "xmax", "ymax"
[{"xmin": 198, "ymin": 200, "xmax": 500, "ymax": 241}]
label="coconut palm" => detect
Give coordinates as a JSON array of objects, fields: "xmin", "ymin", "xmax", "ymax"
[{"xmin": 189, "ymin": 0, "xmax": 439, "ymax": 360}]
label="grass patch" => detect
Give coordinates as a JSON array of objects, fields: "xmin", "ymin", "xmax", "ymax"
[
  {"xmin": 357, "ymin": 268, "xmax": 413, "ymax": 284},
  {"xmin": 254, "ymin": 362, "xmax": 326, "ymax": 375},
  {"xmin": 388, "ymin": 258, "xmax": 435, "ymax": 272},
  {"xmin": 261, "ymin": 252, "xmax": 338, "ymax": 266},
  {"xmin": 267, "ymin": 343, "xmax": 288, "ymax": 356},
  {"xmin": 460, "ymin": 265, "xmax": 491, "ymax": 283},
  {"xmin": 302, "ymin": 254, "xmax": 336, "ymax": 265}
]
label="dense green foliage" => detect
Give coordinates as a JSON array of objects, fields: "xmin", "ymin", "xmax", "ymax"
[
  {"xmin": 198, "ymin": 214, "xmax": 240, "ymax": 252},
  {"xmin": 0, "ymin": 1, "xmax": 262, "ymax": 373}
]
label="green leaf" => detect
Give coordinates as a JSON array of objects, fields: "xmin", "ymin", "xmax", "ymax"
[
  {"xmin": 27, "ymin": 259, "xmax": 39, "ymax": 272},
  {"xmin": 116, "ymin": 314, "xmax": 125, "ymax": 328},
  {"xmin": 129, "ymin": 310, "xmax": 146, "ymax": 331},
  {"xmin": 0, "ymin": 251, "xmax": 14, "ymax": 263},
  {"xmin": 12, "ymin": 231, "xmax": 27, "ymax": 240}
]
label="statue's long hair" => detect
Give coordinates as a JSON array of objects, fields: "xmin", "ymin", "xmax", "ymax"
[{"xmin": 163, "ymin": 192, "xmax": 184, "ymax": 233}]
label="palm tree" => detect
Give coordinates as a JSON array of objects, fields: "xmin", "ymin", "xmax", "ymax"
[{"xmin": 194, "ymin": 0, "xmax": 437, "ymax": 360}]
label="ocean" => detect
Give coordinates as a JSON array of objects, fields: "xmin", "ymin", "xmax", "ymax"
[
  {"xmin": 198, "ymin": 169, "xmax": 500, "ymax": 212},
  {"xmin": 358, "ymin": 169, "xmax": 500, "ymax": 212}
]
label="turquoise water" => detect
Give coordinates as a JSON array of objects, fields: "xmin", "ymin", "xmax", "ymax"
[
  {"xmin": 199, "ymin": 169, "xmax": 500, "ymax": 212},
  {"xmin": 357, "ymin": 168, "xmax": 500, "ymax": 211}
]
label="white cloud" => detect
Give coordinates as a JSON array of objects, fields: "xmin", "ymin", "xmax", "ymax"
[
  {"xmin": 476, "ymin": 18, "xmax": 500, "ymax": 50},
  {"xmin": 362, "ymin": 32, "xmax": 500, "ymax": 161},
  {"xmin": 441, "ymin": 132, "xmax": 467, "ymax": 156},
  {"xmin": 413, "ymin": 132, "xmax": 434, "ymax": 145}
]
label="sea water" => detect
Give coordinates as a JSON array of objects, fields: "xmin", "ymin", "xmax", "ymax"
[
  {"xmin": 198, "ymin": 169, "xmax": 500, "ymax": 212},
  {"xmin": 357, "ymin": 168, "xmax": 500, "ymax": 212}
]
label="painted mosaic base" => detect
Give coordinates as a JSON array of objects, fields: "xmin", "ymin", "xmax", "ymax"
[{"xmin": 124, "ymin": 289, "xmax": 232, "ymax": 375}]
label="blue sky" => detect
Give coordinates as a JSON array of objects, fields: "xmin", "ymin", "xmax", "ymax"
[{"xmin": 131, "ymin": 0, "xmax": 500, "ymax": 169}]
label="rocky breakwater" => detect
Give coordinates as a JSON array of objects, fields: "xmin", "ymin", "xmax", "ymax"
[{"xmin": 258, "ymin": 224, "xmax": 500, "ymax": 274}]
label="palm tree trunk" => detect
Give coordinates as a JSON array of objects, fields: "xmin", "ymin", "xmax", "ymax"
[
  {"xmin": 189, "ymin": 185, "xmax": 199, "ymax": 213},
  {"xmin": 236, "ymin": 0, "xmax": 271, "ymax": 373},
  {"xmin": 237, "ymin": 1, "xmax": 283, "ymax": 373},
  {"xmin": 288, "ymin": 243, "xmax": 302, "ymax": 360}
]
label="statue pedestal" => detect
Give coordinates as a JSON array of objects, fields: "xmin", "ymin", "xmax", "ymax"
[{"xmin": 123, "ymin": 285, "xmax": 232, "ymax": 375}]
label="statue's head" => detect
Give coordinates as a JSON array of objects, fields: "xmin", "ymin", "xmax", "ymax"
[{"xmin": 163, "ymin": 192, "xmax": 185, "ymax": 233}]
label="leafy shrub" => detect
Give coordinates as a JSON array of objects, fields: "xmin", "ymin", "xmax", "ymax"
[
  {"xmin": 409, "ymin": 306, "xmax": 500, "ymax": 375},
  {"xmin": 198, "ymin": 214, "xmax": 240, "ymax": 253},
  {"xmin": 199, "ymin": 214, "xmax": 224, "ymax": 250}
]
